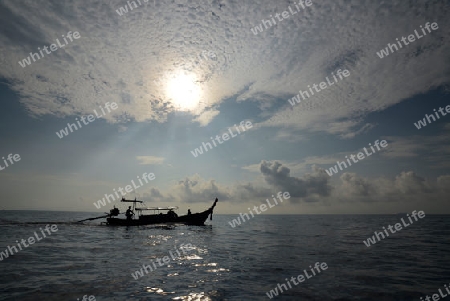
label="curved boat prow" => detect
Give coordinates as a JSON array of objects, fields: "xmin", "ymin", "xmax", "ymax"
[{"xmin": 209, "ymin": 198, "xmax": 218, "ymax": 220}]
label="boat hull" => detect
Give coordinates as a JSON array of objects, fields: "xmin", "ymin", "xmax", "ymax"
[{"xmin": 106, "ymin": 203, "xmax": 216, "ymax": 226}]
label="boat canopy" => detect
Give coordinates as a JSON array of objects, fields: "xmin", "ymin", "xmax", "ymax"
[
  {"xmin": 120, "ymin": 198, "xmax": 143, "ymax": 203},
  {"xmin": 135, "ymin": 206, "xmax": 179, "ymax": 211}
]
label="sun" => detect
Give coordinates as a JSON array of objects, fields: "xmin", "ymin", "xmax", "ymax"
[{"xmin": 165, "ymin": 72, "xmax": 201, "ymax": 111}]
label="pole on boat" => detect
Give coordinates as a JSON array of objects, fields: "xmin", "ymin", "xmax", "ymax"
[{"xmin": 76, "ymin": 214, "xmax": 109, "ymax": 223}]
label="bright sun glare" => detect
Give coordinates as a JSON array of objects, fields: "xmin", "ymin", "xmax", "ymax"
[{"xmin": 165, "ymin": 72, "xmax": 201, "ymax": 111}]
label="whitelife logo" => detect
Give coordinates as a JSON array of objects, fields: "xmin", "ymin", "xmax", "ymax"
[
  {"xmin": 116, "ymin": 0, "xmax": 153, "ymax": 16},
  {"xmin": 325, "ymin": 139, "xmax": 388, "ymax": 177},
  {"xmin": 376, "ymin": 22, "xmax": 438, "ymax": 59},
  {"xmin": 414, "ymin": 104, "xmax": 450, "ymax": 129},
  {"xmin": 363, "ymin": 211, "xmax": 425, "ymax": 247},
  {"xmin": 0, "ymin": 224, "xmax": 58, "ymax": 262},
  {"xmin": 93, "ymin": 172, "xmax": 155, "ymax": 209},
  {"xmin": 228, "ymin": 192, "xmax": 291, "ymax": 228},
  {"xmin": 56, "ymin": 102, "xmax": 118, "ymax": 139},
  {"xmin": 131, "ymin": 243, "xmax": 194, "ymax": 280},
  {"xmin": 76, "ymin": 296, "xmax": 96, "ymax": 301},
  {"xmin": 190, "ymin": 120, "xmax": 253, "ymax": 158},
  {"xmin": 266, "ymin": 262, "xmax": 328, "ymax": 298},
  {"xmin": 251, "ymin": 0, "xmax": 313, "ymax": 35},
  {"xmin": 288, "ymin": 69, "xmax": 350, "ymax": 107},
  {"xmin": 420, "ymin": 284, "xmax": 450, "ymax": 301},
  {"xmin": 18, "ymin": 31, "xmax": 81, "ymax": 68},
  {"xmin": 0, "ymin": 153, "xmax": 21, "ymax": 172}
]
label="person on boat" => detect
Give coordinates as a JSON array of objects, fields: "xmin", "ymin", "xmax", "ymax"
[
  {"xmin": 188, "ymin": 209, "xmax": 191, "ymax": 215},
  {"xmin": 126, "ymin": 206, "xmax": 134, "ymax": 221}
]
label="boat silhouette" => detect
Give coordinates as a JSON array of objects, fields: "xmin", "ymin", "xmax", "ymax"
[{"xmin": 104, "ymin": 197, "xmax": 218, "ymax": 226}]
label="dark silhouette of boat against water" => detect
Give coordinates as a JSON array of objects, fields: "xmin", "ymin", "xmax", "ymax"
[{"xmin": 98, "ymin": 197, "xmax": 218, "ymax": 226}]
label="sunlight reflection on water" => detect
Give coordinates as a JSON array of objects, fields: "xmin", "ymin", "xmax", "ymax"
[{"xmin": 172, "ymin": 292, "xmax": 212, "ymax": 301}]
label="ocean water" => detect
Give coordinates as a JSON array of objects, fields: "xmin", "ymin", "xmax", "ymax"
[{"xmin": 0, "ymin": 211, "xmax": 449, "ymax": 301}]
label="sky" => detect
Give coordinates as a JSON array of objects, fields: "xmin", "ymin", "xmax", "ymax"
[{"xmin": 0, "ymin": 0, "xmax": 449, "ymax": 214}]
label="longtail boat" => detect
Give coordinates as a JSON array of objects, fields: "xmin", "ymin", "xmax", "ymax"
[{"xmin": 104, "ymin": 197, "xmax": 218, "ymax": 226}]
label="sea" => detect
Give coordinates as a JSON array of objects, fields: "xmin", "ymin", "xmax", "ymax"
[{"xmin": 0, "ymin": 211, "xmax": 449, "ymax": 301}]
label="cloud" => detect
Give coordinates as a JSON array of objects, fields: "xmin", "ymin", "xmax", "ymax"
[
  {"xmin": 382, "ymin": 135, "xmax": 450, "ymax": 169},
  {"xmin": 272, "ymin": 129, "xmax": 305, "ymax": 142},
  {"xmin": 130, "ymin": 174, "xmax": 231, "ymax": 205},
  {"xmin": 243, "ymin": 156, "xmax": 343, "ymax": 177},
  {"xmin": 340, "ymin": 123, "xmax": 376, "ymax": 139},
  {"xmin": 381, "ymin": 137, "xmax": 424, "ymax": 159},
  {"xmin": 233, "ymin": 182, "xmax": 273, "ymax": 200},
  {"xmin": 259, "ymin": 161, "xmax": 332, "ymax": 201},
  {"xmin": 340, "ymin": 173, "xmax": 375, "ymax": 197},
  {"xmin": 333, "ymin": 171, "xmax": 435, "ymax": 203},
  {"xmin": 138, "ymin": 162, "xmax": 334, "ymax": 204},
  {"xmin": 394, "ymin": 171, "xmax": 433, "ymax": 194},
  {"xmin": 170, "ymin": 174, "xmax": 232, "ymax": 203},
  {"xmin": 242, "ymin": 159, "xmax": 312, "ymax": 174},
  {"xmin": 136, "ymin": 156, "xmax": 165, "ymax": 165},
  {"xmin": 437, "ymin": 175, "xmax": 450, "ymax": 193},
  {"xmin": 0, "ymin": 0, "xmax": 447, "ymax": 135},
  {"xmin": 248, "ymin": 1, "xmax": 450, "ymax": 137},
  {"xmin": 141, "ymin": 187, "xmax": 175, "ymax": 204},
  {"xmin": 331, "ymin": 170, "xmax": 444, "ymax": 204},
  {"xmin": 192, "ymin": 109, "xmax": 220, "ymax": 127},
  {"xmin": 141, "ymin": 161, "xmax": 450, "ymax": 207}
]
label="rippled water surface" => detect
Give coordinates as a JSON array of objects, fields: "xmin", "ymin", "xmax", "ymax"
[{"xmin": 0, "ymin": 212, "xmax": 449, "ymax": 300}]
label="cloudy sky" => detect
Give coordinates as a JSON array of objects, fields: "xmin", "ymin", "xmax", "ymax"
[{"xmin": 0, "ymin": 0, "xmax": 449, "ymax": 214}]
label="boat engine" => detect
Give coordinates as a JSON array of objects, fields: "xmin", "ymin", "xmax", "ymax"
[{"xmin": 109, "ymin": 207, "xmax": 120, "ymax": 217}]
